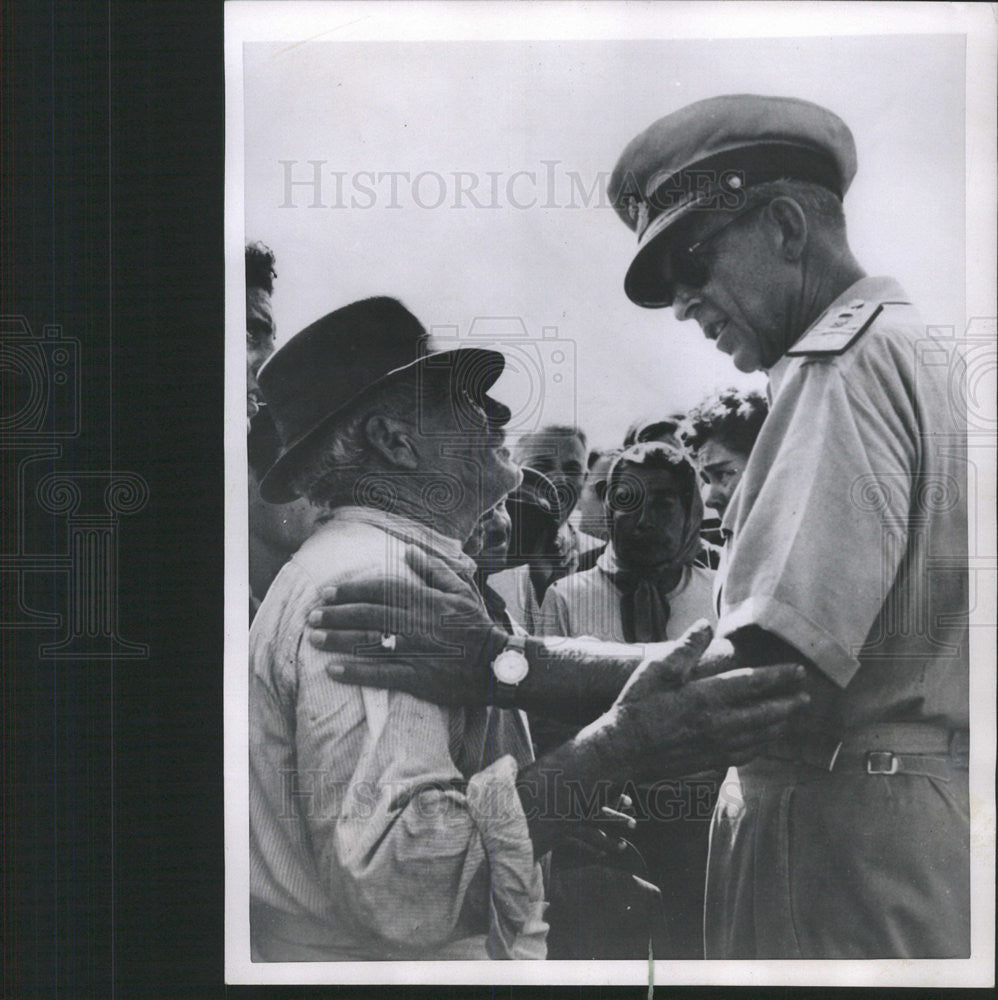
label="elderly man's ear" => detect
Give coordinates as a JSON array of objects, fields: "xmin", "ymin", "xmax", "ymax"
[{"xmin": 364, "ymin": 414, "xmax": 420, "ymax": 470}]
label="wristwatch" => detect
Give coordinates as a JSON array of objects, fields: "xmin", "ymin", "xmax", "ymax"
[{"xmin": 491, "ymin": 633, "xmax": 529, "ymax": 708}]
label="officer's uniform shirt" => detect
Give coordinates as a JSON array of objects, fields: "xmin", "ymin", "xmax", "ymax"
[
  {"xmin": 706, "ymin": 276, "xmax": 970, "ymax": 959},
  {"xmin": 715, "ymin": 275, "xmax": 968, "ymax": 736}
]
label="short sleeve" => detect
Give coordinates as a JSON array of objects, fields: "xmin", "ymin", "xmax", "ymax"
[{"xmin": 719, "ymin": 349, "xmax": 917, "ymax": 687}]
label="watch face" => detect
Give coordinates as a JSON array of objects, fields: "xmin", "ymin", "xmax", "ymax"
[{"xmin": 493, "ymin": 649, "xmax": 529, "ymax": 686}]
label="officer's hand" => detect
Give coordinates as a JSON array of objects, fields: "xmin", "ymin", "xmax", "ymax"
[
  {"xmin": 591, "ymin": 621, "xmax": 809, "ymax": 783},
  {"xmin": 306, "ymin": 549, "xmax": 504, "ymax": 706},
  {"xmin": 687, "ymin": 636, "xmax": 741, "ymax": 679}
]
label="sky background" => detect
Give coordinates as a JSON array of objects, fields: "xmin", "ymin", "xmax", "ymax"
[{"xmin": 242, "ymin": 32, "xmax": 965, "ymax": 451}]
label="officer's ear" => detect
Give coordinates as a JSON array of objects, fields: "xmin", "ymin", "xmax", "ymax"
[{"xmin": 765, "ymin": 196, "xmax": 808, "ymax": 262}]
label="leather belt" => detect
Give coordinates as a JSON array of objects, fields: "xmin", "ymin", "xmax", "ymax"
[{"xmin": 766, "ymin": 723, "xmax": 969, "ymax": 781}]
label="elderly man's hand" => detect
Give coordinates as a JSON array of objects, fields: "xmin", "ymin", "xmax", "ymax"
[
  {"xmin": 586, "ymin": 621, "xmax": 809, "ymax": 783},
  {"xmin": 307, "ymin": 549, "xmax": 504, "ymax": 706}
]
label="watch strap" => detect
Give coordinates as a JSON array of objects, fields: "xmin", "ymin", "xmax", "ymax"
[{"xmin": 492, "ymin": 633, "xmax": 528, "ymax": 708}]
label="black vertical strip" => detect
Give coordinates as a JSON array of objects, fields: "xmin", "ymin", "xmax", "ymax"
[
  {"xmin": 107, "ymin": 2, "xmax": 224, "ymax": 997},
  {"xmin": 5, "ymin": 3, "xmax": 114, "ymax": 998}
]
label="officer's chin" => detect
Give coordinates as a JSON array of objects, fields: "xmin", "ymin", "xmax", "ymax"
[{"xmin": 730, "ymin": 350, "xmax": 761, "ymax": 374}]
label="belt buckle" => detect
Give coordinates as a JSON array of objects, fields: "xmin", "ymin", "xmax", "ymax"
[{"xmin": 866, "ymin": 750, "xmax": 899, "ymax": 775}]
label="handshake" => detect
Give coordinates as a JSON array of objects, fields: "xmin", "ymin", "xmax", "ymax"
[{"xmin": 306, "ymin": 549, "xmax": 808, "ymax": 806}]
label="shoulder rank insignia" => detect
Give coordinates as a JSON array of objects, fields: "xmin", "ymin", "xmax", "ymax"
[{"xmin": 787, "ymin": 299, "xmax": 909, "ymax": 357}]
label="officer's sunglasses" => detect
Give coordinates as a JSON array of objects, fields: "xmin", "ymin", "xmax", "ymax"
[{"xmin": 663, "ymin": 202, "xmax": 765, "ymax": 302}]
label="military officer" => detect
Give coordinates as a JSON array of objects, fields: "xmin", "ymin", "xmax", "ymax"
[{"xmin": 608, "ymin": 94, "xmax": 969, "ymax": 958}]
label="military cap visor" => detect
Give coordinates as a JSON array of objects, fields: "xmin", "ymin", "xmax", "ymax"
[{"xmin": 610, "ymin": 95, "xmax": 857, "ymax": 308}]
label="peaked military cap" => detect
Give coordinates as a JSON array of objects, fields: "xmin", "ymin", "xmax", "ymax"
[{"xmin": 609, "ymin": 95, "xmax": 857, "ymax": 307}]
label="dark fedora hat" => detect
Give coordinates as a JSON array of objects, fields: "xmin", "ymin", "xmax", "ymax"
[{"xmin": 257, "ymin": 296, "xmax": 504, "ymax": 503}]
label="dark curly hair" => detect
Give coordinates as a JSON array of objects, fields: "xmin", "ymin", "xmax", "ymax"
[
  {"xmin": 245, "ymin": 241, "xmax": 277, "ymax": 295},
  {"xmin": 682, "ymin": 388, "xmax": 769, "ymax": 457}
]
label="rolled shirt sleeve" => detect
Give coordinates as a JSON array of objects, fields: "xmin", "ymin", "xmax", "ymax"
[{"xmin": 719, "ymin": 341, "xmax": 918, "ymax": 687}]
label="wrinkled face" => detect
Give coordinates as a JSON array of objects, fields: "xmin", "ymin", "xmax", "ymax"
[
  {"xmin": 515, "ymin": 433, "xmax": 587, "ymax": 522},
  {"xmin": 664, "ymin": 205, "xmax": 791, "ymax": 373},
  {"xmin": 418, "ymin": 385, "xmax": 521, "ymax": 522},
  {"xmin": 464, "ymin": 499, "xmax": 512, "ymax": 573},
  {"xmin": 607, "ymin": 465, "xmax": 689, "ymax": 569},
  {"xmin": 246, "ymin": 286, "xmax": 276, "ymax": 428},
  {"xmin": 696, "ymin": 438, "xmax": 749, "ymax": 521}
]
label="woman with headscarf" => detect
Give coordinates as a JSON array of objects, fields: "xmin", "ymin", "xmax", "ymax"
[
  {"xmin": 537, "ymin": 442, "xmax": 719, "ymax": 960},
  {"xmin": 538, "ymin": 441, "xmax": 715, "ymax": 646}
]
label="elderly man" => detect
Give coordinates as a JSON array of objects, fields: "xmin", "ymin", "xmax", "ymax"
[
  {"xmin": 307, "ymin": 95, "xmax": 969, "ymax": 960},
  {"xmin": 249, "ymin": 296, "xmax": 806, "ymax": 962}
]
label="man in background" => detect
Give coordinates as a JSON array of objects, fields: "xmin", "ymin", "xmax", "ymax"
[
  {"xmin": 490, "ymin": 426, "xmax": 602, "ymax": 627},
  {"xmin": 575, "ymin": 448, "xmax": 620, "ymax": 543},
  {"xmin": 244, "ymin": 241, "xmax": 318, "ymax": 618},
  {"xmin": 245, "ymin": 241, "xmax": 278, "ymax": 431}
]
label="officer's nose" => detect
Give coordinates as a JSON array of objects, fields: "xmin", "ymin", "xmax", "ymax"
[{"xmin": 671, "ymin": 287, "xmax": 702, "ymax": 324}]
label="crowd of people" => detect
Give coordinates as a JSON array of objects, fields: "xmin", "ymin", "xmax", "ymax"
[{"xmin": 243, "ymin": 94, "xmax": 969, "ymax": 963}]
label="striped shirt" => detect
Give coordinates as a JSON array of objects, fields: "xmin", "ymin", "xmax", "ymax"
[{"xmin": 249, "ymin": 506, "xmax": 547, "ymax": 961}]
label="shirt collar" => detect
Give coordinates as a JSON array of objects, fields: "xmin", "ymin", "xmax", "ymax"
[
  {"xmin": 768, "ymin": 275, "xmax": 911, "ymax": 396},
  {"xmin": 596, "ymin": 541, "xmax": 620, "ymax": 575}
]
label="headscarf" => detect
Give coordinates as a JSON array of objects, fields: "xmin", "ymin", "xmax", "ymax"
[{"xmin": 599, "ymin": 443, "xmax": 704, "ymax": 642}]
